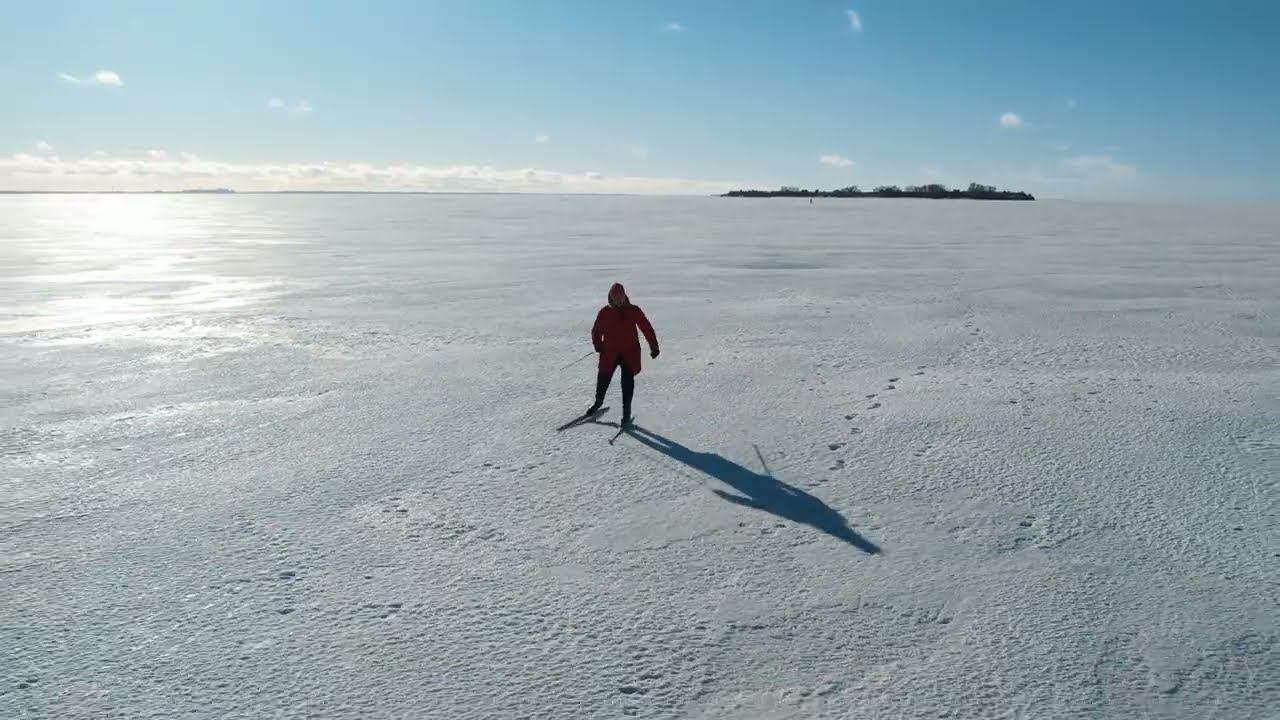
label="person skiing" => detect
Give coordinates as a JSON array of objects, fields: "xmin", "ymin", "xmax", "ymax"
[{"xmin": 586, "ymin": 283, "xmax": 659, "ymax": 426}]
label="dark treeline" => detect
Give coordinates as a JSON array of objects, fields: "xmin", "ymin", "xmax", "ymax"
[{"xmin": 723, "ymin": 183, "xmax": 1034, "ymax": 200}]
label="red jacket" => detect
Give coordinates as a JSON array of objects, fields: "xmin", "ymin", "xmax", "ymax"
[{"xmin": 593, "ymin": 303, "xmax": 658, "ymax": 375}]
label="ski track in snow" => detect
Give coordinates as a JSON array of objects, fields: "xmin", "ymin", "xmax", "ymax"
[{"xmin": 2, "ymin": 195, "xmax": 1278, "ymax": 718}]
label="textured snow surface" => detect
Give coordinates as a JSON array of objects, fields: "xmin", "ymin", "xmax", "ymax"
[{"xmin": 2, "ymin": 195, "xmax": 1278, "ymax": 718}]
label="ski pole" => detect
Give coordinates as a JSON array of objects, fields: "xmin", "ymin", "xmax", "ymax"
[{"xmin": 560, "ymin": 348, "xmax": 593, "ymax": 368}]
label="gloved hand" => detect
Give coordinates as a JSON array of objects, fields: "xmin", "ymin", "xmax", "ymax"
[
  {"xmin": 650, "ymin": 348, "xmax": 660, "ymax": 359},
  {"xmin": 594, "ymin": 342, "xmax": 603, "ymax": 353}
]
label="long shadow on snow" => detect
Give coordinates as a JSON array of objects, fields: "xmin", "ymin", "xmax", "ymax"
[{"xmin": 622, "ymin": 424, "xmax": 881, "ymax": 554}]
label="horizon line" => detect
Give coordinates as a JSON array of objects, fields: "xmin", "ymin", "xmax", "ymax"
[{"xmin": 2, "ymin": 190, "xmax": 1265, "ymax": 205}]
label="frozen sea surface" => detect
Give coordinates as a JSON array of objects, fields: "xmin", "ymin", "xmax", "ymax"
[{"xmin": 2, "ymin": 195, "xmax": 1278, "ymax": 718}]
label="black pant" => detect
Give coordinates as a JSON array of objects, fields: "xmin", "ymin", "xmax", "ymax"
[{"xmin": 595, "ymin": 355, "xmax": 634, "ymax": 415}]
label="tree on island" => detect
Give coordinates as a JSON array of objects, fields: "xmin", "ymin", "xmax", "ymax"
[{"xmin": 722, "ymin": 182, "xmax": 1033, "ymax": 201}]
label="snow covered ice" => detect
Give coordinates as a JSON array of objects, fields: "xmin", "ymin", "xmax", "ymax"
[{"xmin": 2, "ymin": 194, "xmax": 1277, "ymax": 718}]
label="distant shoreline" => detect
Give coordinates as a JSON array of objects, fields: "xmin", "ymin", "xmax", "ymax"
[
  {"xmin": 0, "ymin": 187, "xmax": 1040, "ymax": 200},
  {"xmin": 0, "ymin": 184, "xmax": 1036, "ymax": 200},
  {"xmin": 723, "ymin": 183, "xmax": 1034, "ymax": 201}
]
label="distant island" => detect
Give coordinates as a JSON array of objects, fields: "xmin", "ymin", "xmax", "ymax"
[{"xmin": 723, "ymin": 183, "xmax": 1034, "ymax": 201}]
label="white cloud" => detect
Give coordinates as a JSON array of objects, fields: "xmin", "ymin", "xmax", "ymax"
[
  {"xmin": 0, "ymin": 151, "xmax": 745, "ymax": 195},
  {"xmin": 819, "ymin": 154, "xmax": 853, "ymax": 167},
  {"xmin": 625, "ymin": 144, "xmax": 650, "ymax": 160},
  {"xmin": 269, "ymin": 98, "xmax": 314, "ymax": 113},
  {"xmin": 663, "ymin": 21, "xmax": 684, "ymax": 32},
  {"xmin": 147, "ymin": 150, "xmax": 168, "ymax": 160},
  {"xmin": 59, "ymin": 69, "xmax": 123, "ymax": 86},
  {"xmin": 1000, "ymin": 112, "xmax": 1023, "ymax": 129},
  {"xmin": 35, "ymin": 140, "xmax": 53, "ymax": 153},
  {"xmin": 1061, "ymin": 154, "xmax": 1136, "ymax": 179},
  {"xmin": 535, "ymin": 133, "xmax": 550, "ymax": 145},
  {"xmin": 846, "ymin": 9, "xmax": 862, "ymax": 32}
]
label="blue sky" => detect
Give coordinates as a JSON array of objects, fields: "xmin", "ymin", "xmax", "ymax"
[{"xmin": 3, "ymin": 0, "xmax": 1278, "ymax": 198}]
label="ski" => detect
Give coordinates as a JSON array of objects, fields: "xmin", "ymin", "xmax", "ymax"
[
  {"xmin": 609, "ymin": 419, "xmax": 633, "ymax": 444},
  {"xmin": 556, "ymin": 406, "xmax": 609, "ymax": 432}
]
